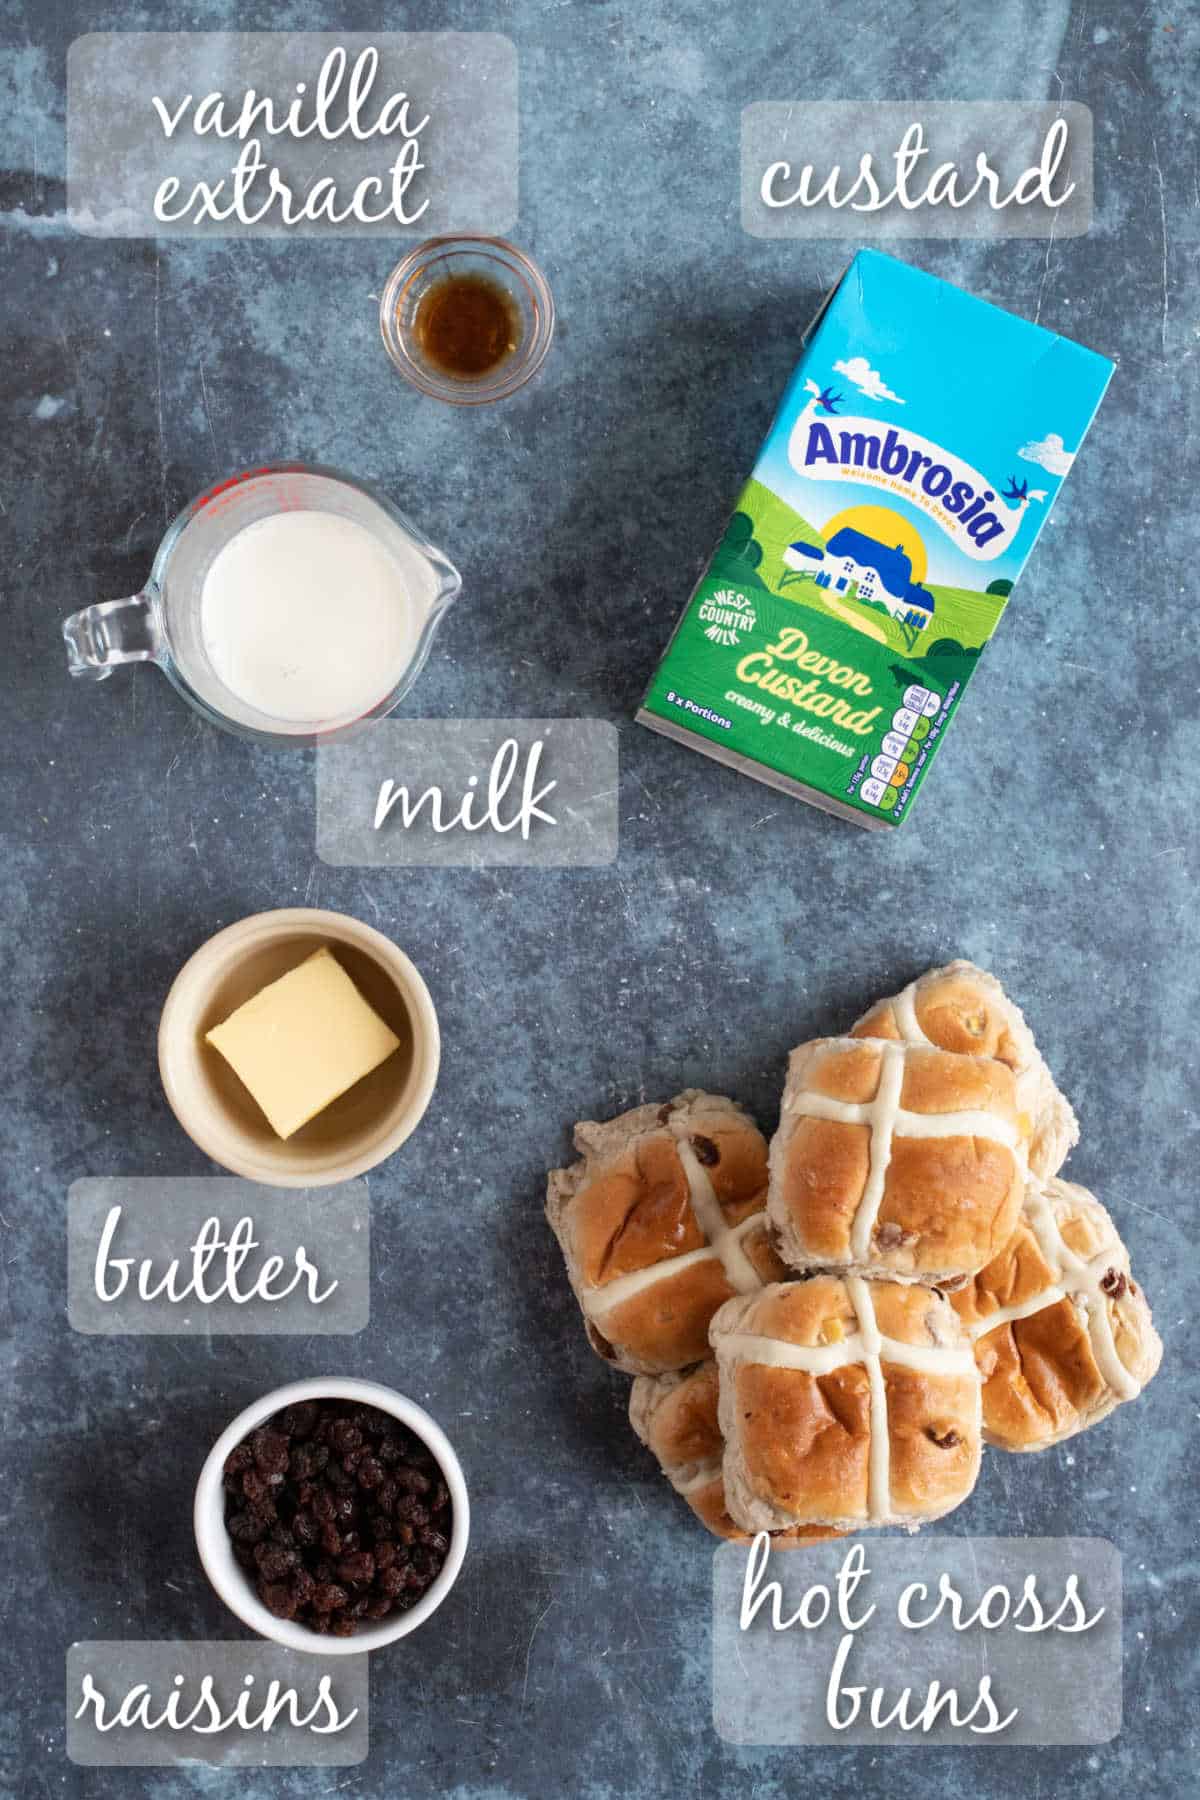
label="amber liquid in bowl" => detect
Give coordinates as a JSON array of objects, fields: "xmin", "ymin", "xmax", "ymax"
[{"xmin": 411, "ymin": 273, "xmax": 520, "ymax": 379}]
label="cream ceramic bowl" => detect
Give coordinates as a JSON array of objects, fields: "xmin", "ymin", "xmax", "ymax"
[
  {"xmin": 159, "ymin": 908, "xmax": 439, "ymax": 1187},
  {"xmin": 194, "ymin": 1377, "xmax": 470, "ymax": 1655}
]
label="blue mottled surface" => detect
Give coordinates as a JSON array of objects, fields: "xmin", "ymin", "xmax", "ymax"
[{"xmin": 2, "ymin": 1, "xmax": 1197, "ymax": 1794}]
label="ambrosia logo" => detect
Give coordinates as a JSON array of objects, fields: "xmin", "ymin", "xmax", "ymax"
[
  {"xmin": 787, "ymin": 399, "xmax": 1031, "ymax": 561},
  {"xmin": 700, "ymin": 589, "xmax": 757, "ymax": 646}
]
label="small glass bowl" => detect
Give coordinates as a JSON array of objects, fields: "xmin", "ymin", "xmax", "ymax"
[{"xmin": 379, "ymin": 236, "xmax": 555, "ymax": 405}]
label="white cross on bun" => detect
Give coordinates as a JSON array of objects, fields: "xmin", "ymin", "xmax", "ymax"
[
  {"xmin": 950, "ymin": 1175, "xmax": 1162, "ymax": 1451},
  {"xmin": 545, "ymin": 1090, "xmax": 786, "ymax": 1374},
  {"xmin": 767, "ymin": 1036, "xmax": 1027, "ymax": 1284},
  {"xmin": 710, "ymin": 1276, "xmax": 983, "ymax": 1534},
  {"xmin": 850, "ymin": 960, "xmax": 1078, "ymax": 1180}
]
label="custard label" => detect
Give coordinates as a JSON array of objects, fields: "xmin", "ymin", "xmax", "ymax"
[{"xmin": 639, "ymin": 248, "xmax": 1112, "ymax": 828}]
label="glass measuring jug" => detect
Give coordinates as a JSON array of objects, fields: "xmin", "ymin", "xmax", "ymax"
[{"xmin": 62, "ymin": 463, "xmax": 461, "ymax": 746}]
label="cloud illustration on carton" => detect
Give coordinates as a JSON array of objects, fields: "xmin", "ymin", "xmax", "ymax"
[
  {"xmin": 1018, "ymin": 432, "xmax": 1075, "ymax": 475},
  {"xmin": 832, "ymin": 356, "xmax": 905, "ymax": 405}
]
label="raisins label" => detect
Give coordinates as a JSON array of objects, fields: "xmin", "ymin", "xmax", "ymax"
[{"xmin": 67, "ymin": 1642, "xmax": 367, "ymax": 1766}]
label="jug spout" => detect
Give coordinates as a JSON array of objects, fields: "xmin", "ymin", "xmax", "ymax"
[{"xmin": 63, "ymin": 592, "xmax": 162, "ymax": 681}]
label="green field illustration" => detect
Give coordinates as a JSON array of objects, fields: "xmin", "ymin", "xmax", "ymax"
[{"xmin": 718, "ymin": 477, "xmax": 1007, "ymax": 663}]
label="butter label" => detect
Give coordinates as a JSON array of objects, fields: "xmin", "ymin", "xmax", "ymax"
[{"xmin": 639, "ymin": 249, "xmax": 1113, "ymax": 827}]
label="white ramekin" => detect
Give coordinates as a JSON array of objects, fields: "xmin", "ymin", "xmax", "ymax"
[
  {"xmin": 159, "ymin": 908, "xmax": 441, "ymax": 1189},
  {"xmin": 194, "ymin": 1377, "xmax": 469, "ymax": 1655}
]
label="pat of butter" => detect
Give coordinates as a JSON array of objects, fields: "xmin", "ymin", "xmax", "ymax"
[{"xmin": 205, "ymin": 947, "xmax": 401, "ymax": 1140}]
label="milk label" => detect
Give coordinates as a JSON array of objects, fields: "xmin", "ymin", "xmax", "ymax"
[{"xmin": 638, "ymin": 249, "xmax": 1112, "ymax": 828}]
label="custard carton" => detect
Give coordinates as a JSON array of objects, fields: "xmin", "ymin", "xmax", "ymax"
[{"xmin": 638, "ymin": 249, "xmax": 1113, "ymax": 827}]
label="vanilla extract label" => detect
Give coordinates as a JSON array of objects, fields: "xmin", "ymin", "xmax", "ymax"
[
  {"xmin": 67, "ymin": 33, "xmax": 517, "ymax": 238},
  {"xmin": 67, "ymin": 1178, "xmax": 369, "ymax": 1334}
]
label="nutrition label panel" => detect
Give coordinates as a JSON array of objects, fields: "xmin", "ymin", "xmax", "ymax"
[{"xmin": 857, "ymin": 682, "xmax": 947, "ymax": 815}]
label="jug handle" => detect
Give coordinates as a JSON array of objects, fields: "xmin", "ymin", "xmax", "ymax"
[{"xmin": 62, "ymin": 592, "xmax": 162, "ymax": 682}]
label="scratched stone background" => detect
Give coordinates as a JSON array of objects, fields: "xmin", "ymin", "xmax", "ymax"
[{"xmin": 2, "ymin": 1, "xmax": 1197, "ymax": 1795}]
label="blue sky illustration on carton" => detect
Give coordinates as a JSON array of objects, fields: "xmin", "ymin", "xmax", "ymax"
[{"xmin": 755, "ymin": 250, "xmax": 1114, "ymax": 591}]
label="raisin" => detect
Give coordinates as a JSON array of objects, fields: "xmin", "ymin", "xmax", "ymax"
[
  {"xmin": 691, "ymin": 1134, "xmax": 719, "ymax": 1166},
  {"xmin": 277, "ymin": 1400, "xmax": 319, "ymax": 1440},
  {"xmin": 290, "ymin": 1442, "xmax": 330, "ymax": 1480},
  {"xmin": 227, "ymin": 1510, "xmax": 269, "ymax": 1545},
  {"xmin": 337, "ymin": 1551, "xmax": 376, "ymax": 1587},
  {"xmin": 394, "ymin": 1466, "xmax": 431, "ymax": 1495},
  {"xmin": 254, "ymin": 1543, "xmax": 297, "ymax": 1582},
  {"xmin": 328, "ymin": 1420, "xmax": 363, "ymax": 1455},
  {"xmin": 250, "ymin": 1429, "xmax": 290, "ymax": 1476},
  {"xmin": 311, "ymin": 1582, "xmax": 349, "ymax": 1614},
  {"xmin": 292, "ymin": 1568, "xmax": 316, "ymax": 1606},
  {"xmin": 224, "ymin": 1444, "xmax": 254, "ymax": 1476},
  {"xmin": 926, "ymin": 1426, "xmax": 962, "ymax": 1449},
  {"xmin": 1100, "ymin": 1268, "xmax": 1127, "ymax": 1299},
  {"xmin": 357, "ymin": 1455, "xmax": 385, "ymax": 1490},
  {"xmin": 875, "ymin": 1221, "xmax": 917, "ymax": 1250},
  {"xmin": 259, "ymin": 1581, "xmax": 298, "ymax": 1619}
]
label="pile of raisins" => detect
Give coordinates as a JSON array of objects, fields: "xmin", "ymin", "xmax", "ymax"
[{"xmin": 223, "ymin": 1397, "xmax": 453, "ymax": 1636}]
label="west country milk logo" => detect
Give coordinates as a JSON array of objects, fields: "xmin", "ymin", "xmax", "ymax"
[
  {"xmin": 700, "ymin": 589, "xmax": 757, "ymax": 646},
  {"xmin": 786, "ymin": 392, "xmax": 1047, "ymax": 561}
]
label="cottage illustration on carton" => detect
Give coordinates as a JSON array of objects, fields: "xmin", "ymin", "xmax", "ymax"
[{"xmin": 782, "ymin": 527, "xmax": 935, "ymax": 637}]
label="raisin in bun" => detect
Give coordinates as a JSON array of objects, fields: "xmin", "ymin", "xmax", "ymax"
[
  {"xmin": 950, "ymin": 1176, "xmax": 1162, "ymax": 1451},
  {"xmin": 629, "ymin": 1361, "xmax": 841, "ymax": 1545},
  {"xmin": 710, "ymin": 1276, "xmax": 982, "ymax": 1535},
  {"xmin": 546, "ymin": 1090, "xmax": 786, "ymax": 1375},
  {"xmin": 767, "ymin": 1037, "xmax": 1026, "ymax": 1284},
  {"xmin": 851, "ymin": 961, "xmax": 1077, "ymax": 1180}
]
